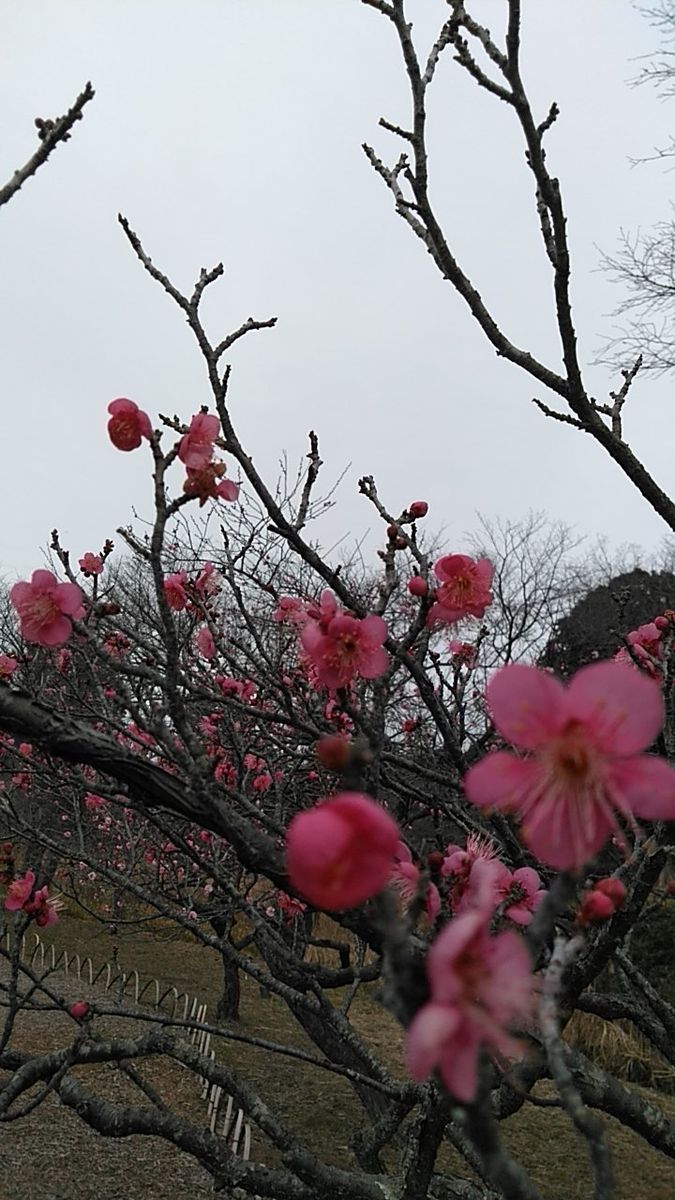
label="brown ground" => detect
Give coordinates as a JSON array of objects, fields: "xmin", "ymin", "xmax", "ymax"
[{"xmin": 1, "ymin": 914, "xmax": 674, "ymax": 1199}]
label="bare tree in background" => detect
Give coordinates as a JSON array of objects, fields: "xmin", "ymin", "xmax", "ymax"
[{"xmin": 598, "ymin": 2, "xmax": 675, "ymax": 374}]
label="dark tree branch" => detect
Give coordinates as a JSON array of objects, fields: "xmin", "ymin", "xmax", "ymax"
[{"xmin": 0, "ymin": 83, "xmax": 94, "ymax": 209}]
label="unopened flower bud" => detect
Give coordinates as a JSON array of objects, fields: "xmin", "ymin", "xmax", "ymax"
[
  {"xmin": 578, "ymin": 889, "xmax": 615, "ymax": 925},
  {"xmin": 593, "ymin": 877, "xmax": 627, "ymax": 908},
  {"xmin": 69, "ymin": 1000, "xmax": 90, "ymax": 1020},
  {"xmin": 409, "ymin": 501, "xmax": 428, "ymax": 519},
  {"xmin": 407, "ymin": 576, "xmax": 427, "ymax": 597}
]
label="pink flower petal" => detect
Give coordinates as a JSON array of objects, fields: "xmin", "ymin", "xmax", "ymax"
[
  {"xmin": 55, "ymin": 582, "xmax": 85, "ymax": 618},
  {"xmin": 463, "ymin": 751, "xmax": 540, "ymax": 813},
  {"xmin": 566, "ymin": 662, "xmax": 664, "ymax": 756},
  {"xmin": 359, "ymin": 645, "xmax": 389, "ymax": 679},
  {"xmin": 405, "ymin": 1002, "xmax": 460, "ymax": 1081},
  {"xmin": 487, "ymin": 665, "xmax": 567, "ymax": 749},
  {"xmin": 521, "ymin": 793, "xmax": 615, "ymax": 871},
  {"xmin": 360, "ymin": 614, "xmax": 388, "ymax": 643},
  {"xmin": 607, "ymin": 754, "xmax": 675, "ymax": 821},
  {"xmin": 438, "ymin": 1024, "xmax": 481, "ymax": 1103}
]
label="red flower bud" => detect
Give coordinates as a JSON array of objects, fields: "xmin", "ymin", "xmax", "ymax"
[
  {"xmin": 408, "ymin": 576, "xmax": 427, "ymax": 597},
  {"xmin": 578, "ymin": 890, "xmax": 615, "ymax": 925},
  {"xmin": 316, "ymin": 736, "xmax": 351, "ymax": 771},
  {"xmin": 69, "ymin": 1001, "xmax": 90, "ymax": 1020},
  {"xmin": 387, "ymin": 525, "xmax": 398, "ymax": 540},
  {"xmin": 593, "ymin": 877, "xmax": 627, "ymax": 908},
  {"xmin": 655, "ymin": 615, "xmax": 669, "ymax": 630},
  {"xmin": 409, "ymin": 501, "xmax": 428, "ymax": 519}
]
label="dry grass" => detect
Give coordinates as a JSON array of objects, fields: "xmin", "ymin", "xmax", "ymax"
[
  {"xmin": 2, "ymin": 915, "xmax": 674, "ymax": 1199},
  {"xmin": 565, "ymin": 1007, "xmax": 675, "ymax": 1095}
]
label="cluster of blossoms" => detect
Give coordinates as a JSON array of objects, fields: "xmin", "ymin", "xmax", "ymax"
[
  {"xmin": 614, "ymin": 614, "xmax": 672, "ymax": 677},
  {"xmin": 405, "ymin": 859, "xmax": 533, "ymax": 1102},
  {"xmin": 177, "ymin": 412, "xmax": 239, "ymax": 505},
  {"xmin": 107, "ymin": 400, "xmax": 239, "ymax": 506},
  {"xmin": 3, "ymin": 870, "xmax": 62, "ymax": 928},
  {"xmin": 275, "ymin": 590, "xmax": 388, "ymax": 691},
  {"xmin": 577, "ymin": 875, "xmax": 627, "ymax": 925},
  {"xmin": 388, "ymin": 832, "xmax": 545, "ymax": 930},
  {"xmin": 163, "ymin": 560, "xmax": 218, "ymax": 611},
  {"xmin": 286, "ymin": 795, "xmax": 533, "ymax": 1101}
]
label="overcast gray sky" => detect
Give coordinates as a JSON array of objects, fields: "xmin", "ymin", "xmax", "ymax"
[{"xmin": 1, "ymin": 1, "xmax": 674, "ymax": 580}]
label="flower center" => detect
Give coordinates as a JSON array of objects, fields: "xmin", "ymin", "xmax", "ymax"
[
  {"xmin": 550, "ymin": 721, "xmax": 595, "ymax": 786},
  {"xmin": 440, "ymin": 574, "xmax": 472, "ymax": 604},
  {"xmin": 334, "ymin": 634, "xmax": 359, "ymax": 663},
  {"xmin": 28, "ymin": 595, "xmax": 59, "ymax": 631},
  {"xmin": 455, "ymin": 946, "xmax": 489, "ymax": 998}
]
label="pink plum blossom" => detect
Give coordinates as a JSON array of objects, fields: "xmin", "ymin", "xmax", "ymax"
[
  {"xmin": 441, "ymin": 834, "xmax": 507, "ymax": 915},
  {"xmin": 405, "ymin": 862, "xmax": 533, "ymax": 1102},
  {"xmin": 29, "ymin": 885, "xmax": 62, "ymax": 927},
  {"xmin": 0, "ymin": 655, "xmax": 18, "ymax": 678},
  {"xmin": 4, "ymin": 870, "xmax": 36, "ymax": 912},
  {"xmin": 183, "ymin": 462, "xmax": 239, "ymax": 506},
  {"xmin": 10, "ymin": 571, "xmax": 85, "ymax": 647},
  {"xmin": 390, "ymin": 842, "xmax": 441, "ymax": 922},
  {"xmin": 448, "ymin": 640, "xmax": 477, "ymax": 668},
  {"xmin": 300, "ymin": 602, "xmax": 388, "ymax": 691},
  {"xmin": 276, "ymin": 891, "xmax": 307, "ymax": 923},
  {"xmin": 107, "ymin": 398, "xmax": 153, "ymax": 451},
  {"xmin": 427, "ymin": 555, "xmax": 494, "ymax": 628},
  {"xmin": 195, "ymin": 626, "xmax": 216, "ymax": 660},
  {"xmin": 164, "ymin": 571, "xmax": 188, "ymax": 611},
  {"xmin": 273, "ymin": 595, "xmax": 312, "ymax": 626},
  {"xmin": 615, "ymin": 622, "xmax": 663, "ymax": 676},
  {"xmin": 501, "ymin": 867, "xmax": 546, "ymax": 927},
  {"xmin": 3, "ymin": 871, "xmax": 62, "ymax": 927},
  {"xmin": 78, "ymin": 553, "xmax": 103, "ymax": 577},
  {"xmin": 178, "ymin": 412, "xmax": 220, "ymax": 470},
  {"xmin": 286, "ymin": 791, "xmax": 399, "ymax": 910},
  {"xmin": 195, "ymin": 561, "xmax": 219, "ymax": 597},
  {"xmin": 464, "ymin": 661, "xmax": 675, "ymax": 870}
]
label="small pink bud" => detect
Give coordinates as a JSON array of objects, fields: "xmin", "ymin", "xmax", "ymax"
[
  {"xmin": 407, "ymin": 576, "xmax": 427, "ymax": 597},
  {"xmin": 593, "ymin": 877, "xmax": 627, "ymax": 908},
  {"xmin": 286, "ymin": 791, "xmax": 399, "ymax": 910},
  {"xmin": 409, "ymin": 500, "xmax": 428, "ymax": 519},
  {"xmin": 655, "ymin": 615, "xmax": 670, "ymax": 630},
  {"xmin": 578, "ymin": 890, "xmax": 615, "ymax": 925},
  {"xmin": 69, "ymin": 1001, "xmax": 90, "ymax": 1020}
]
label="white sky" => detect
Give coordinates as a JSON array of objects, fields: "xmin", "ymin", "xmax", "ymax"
[{"xmin": 1, "ymin": 1, "xmax": 674, "ymax": 580}]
